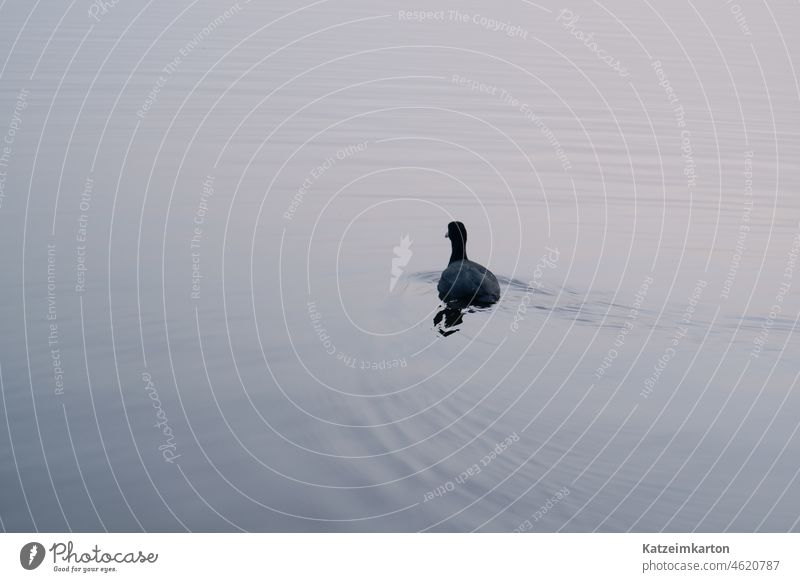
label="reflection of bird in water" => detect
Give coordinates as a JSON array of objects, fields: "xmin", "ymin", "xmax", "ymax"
[{"xmin": 433, "ymin": 304, "xmax": 465, "ymax": 336}]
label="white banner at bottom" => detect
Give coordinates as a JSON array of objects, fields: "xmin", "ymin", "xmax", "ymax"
[{"xmin": 1, "ymin": 533, "xmax": 797, "ymax": 581}]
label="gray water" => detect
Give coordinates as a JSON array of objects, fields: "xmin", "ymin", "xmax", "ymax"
[{"xmin": 1, "ymin": 0, "xmax": 800, "ymax": 532}]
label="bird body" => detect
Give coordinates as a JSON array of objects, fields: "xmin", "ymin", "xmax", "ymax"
[{"xmin": 438, "ymin": 259, "xmax": 500, "ymax": 304}]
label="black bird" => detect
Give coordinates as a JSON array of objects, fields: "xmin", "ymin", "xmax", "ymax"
[{"xmin": 437, "ymin": 221, "xmax": 500, "ymax": 305}]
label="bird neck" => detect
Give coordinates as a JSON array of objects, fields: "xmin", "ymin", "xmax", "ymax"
[{"xmin": 449, "ymin": 240, "xmax": 467, "ymax": 264}]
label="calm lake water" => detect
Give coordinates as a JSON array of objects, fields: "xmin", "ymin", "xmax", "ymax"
[{"xmin": 1, "ymin": 0, "xmax": 800, "ymax": 532}]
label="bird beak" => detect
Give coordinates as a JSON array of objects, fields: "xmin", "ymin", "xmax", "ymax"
[{"xmin": 445, "ymin": 233, "xmax": 449, "ymax": 238}]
